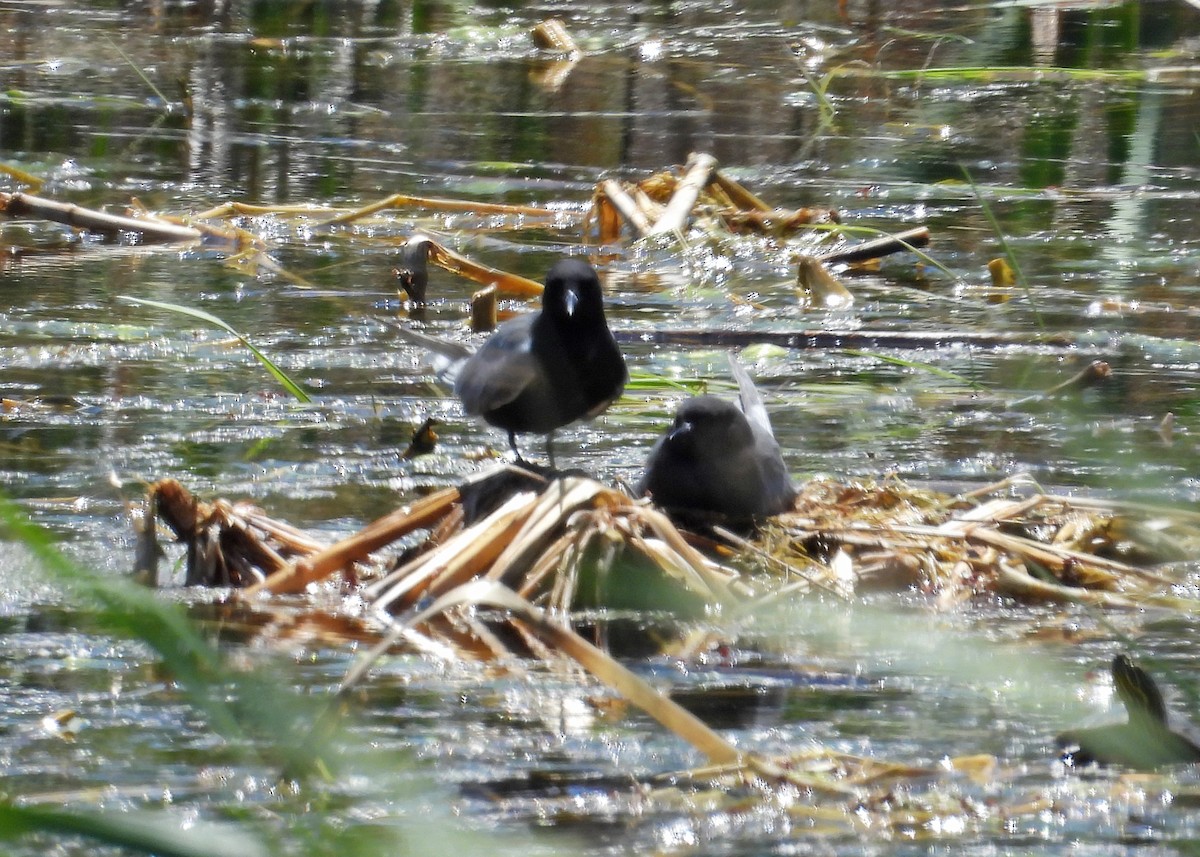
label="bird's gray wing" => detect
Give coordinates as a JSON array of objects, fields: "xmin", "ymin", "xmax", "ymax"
[{"xmin": 453, "ymin": 321, "xmax": 541, "ymax": 416}]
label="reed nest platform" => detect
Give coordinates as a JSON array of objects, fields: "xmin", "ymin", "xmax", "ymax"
[
  {"xmin": 133, "ymin": 466, "xmax": 1200, "ymax": 826},
  {"xmin": 140, "ymin": 465, "xmax": 1200, "ymax": 617}
]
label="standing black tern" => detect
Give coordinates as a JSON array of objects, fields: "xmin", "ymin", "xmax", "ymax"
[{"xmin": 396, "ymin": 257, "xmax": 627, "ymax": 464}]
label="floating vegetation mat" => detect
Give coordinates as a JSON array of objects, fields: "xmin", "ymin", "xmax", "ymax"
[
  {"xmin": 144, "ymin": 467, "xmax": 1200, "ymax": 616},
  {"xmin": 135, "ymin": 468, "xmax": 1200, "ymax": 836}
]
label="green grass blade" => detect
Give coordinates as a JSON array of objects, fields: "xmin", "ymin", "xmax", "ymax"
[
  {"xmin": 102, "ymin": 34, "xmax": 170, "ymax": 105},
  {"xmin": 118, "ymin": 296, "xmax": 312, "ymax": 403},
  {"xmin": 961, "ymin": 168, "xmax": 1044, "ymax": 330},
  {"xmin": 624, "ymin": 371, "xmax": 710, "ymax": 394},
  {"xmin": 0, "ymin": 496, "xmax": 333, "ymax": 780},
  {"xmin": 843, "ymin": 349, "xmax": 983, "ymax": 390},
  {"xmin": 0, "ymin": 803, "xmax": 268, "ymax": 857}
]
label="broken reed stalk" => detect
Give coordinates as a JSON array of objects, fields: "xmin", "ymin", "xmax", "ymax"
[
  {"xmin": 241, "ymin": 486, "xmax": 461, "ymax": 597},
  {"xmin": 797, "ymin": 255, "xmax": 854, "ymax": 308},
  {"xmin": 708, "ymin": 170, "xmax": 772, "ymax": 212},
  {"xmin": 424, "ymin": 238, "xmax": 544, "ymax": 297},
  {"xmin": 992, "ymin": 562, "xmax": 1142, "ymax": 609},
  {"xmin": 586, "ymin": 192, "xmax": 623, "ymax": 244},
  {"xmin": 484, "ymin": 479, "xmax": 614, "ymax": 586},
  {"xmin": 190, "ymin": 201, "xmax": 344, "ymax": 219},
  {"xmin": 601, "ymin": 179, "xmax": 654, "ymax": 238},
  {"xmin": 530, "ymin": 17, "xmax": 579, "ymax": 54},
  {"xmin": 816, "ymin": 226, "xmax": 931, "ymax": 265},
  {"xmin": 0, "ymin": 191, "xmax": 207, "ymax": 243},
  {"xmin": 365, "ymin": 490, "xmax": 539, "ymax": 612},
  {"xmin": 470, "ymin": 286, "xmax": 498, "ymax": 332},
  {"xmin": 395, "ymin": 492, "xmax": 538, "ymax": 610},
  {"xmin": 316, "ymin": 193, "xmax": 561, "ymax": 230},
  {"xmin": 648, "ymin": 152, "xmax": 718, "ymax": 236}
]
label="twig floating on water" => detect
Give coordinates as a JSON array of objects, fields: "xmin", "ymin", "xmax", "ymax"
[
  {"xmin": 817, "ymin": 226, "xmax": 931, "ymax": 265},
  {"xmin": 0, "ymin": 191, "xmax": 205, "ymax": 243}
]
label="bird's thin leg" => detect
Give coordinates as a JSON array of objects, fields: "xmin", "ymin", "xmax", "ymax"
[
  {"xmin": 508, "ymin": 430, "xmax": 525, "ymax": 462},
  {"xmin": 545, "ymin": 432, "xmax": 556, "ymax": 469}
]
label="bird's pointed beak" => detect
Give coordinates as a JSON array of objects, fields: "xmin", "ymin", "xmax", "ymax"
[
  {"xmin": 563, "ymin": 286, "xmax": 579, "ymax": 317},
  {"xmin": 667, "ymin": 420, "xmax": 692, "ymax": 443}
]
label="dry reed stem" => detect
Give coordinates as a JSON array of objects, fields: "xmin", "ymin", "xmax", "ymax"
[
  {"xmin": 425, "ymin": 239, "xmax": 544, "ymax": 297},
  {"xmin": 241, "ymin": 486, "xmax": 460, "ymax": 597},
  {"xmin": 632, "ymin": 187, "xmax": 666, "ymax": 223},
  {"xmin": 636, "ymin": 506, "xmax": 745, "ymax": 601},
  {"xmin": 816, "ymin": 226, "xmax": 931, "ymax": 265},
  {"xmin": 370, "ymin": 490, "xmax": 539, "ymax": 612},
  {"xmin": 715, "ymin": 526, "xmax": 849, "ymax": 601},
  {"xmin": 797, "ymin": 255, "xmax": 854, "ymax": 308},
  {"xmin": 0, "ymin": 191, "xmax": 205, "ymax": 243},
  {"xmin": 586, "ymin": 191, "xmax": 622, "ymax": 244},
  {"xmin": 190, "ymin": 201, "xmax": 342, "ymax": 219},
  {"xmin": 516, "ymin": 529, "xmax": 580, "ymax": 602},
  {"xmin": 709, "ymin": 170, "xmax": 772, "ymax": 212},
  {"xmin": 600, "ymin": 179, "xmax": 653, "ymax": 238},
  {"xmin": 991, "ymin": 560, "xmax": 1142, "ymax": 609},
  {"xmin": 485, "ymin": 478, "xmax": 613, "ymax": 585},
  {"xmin": 347, "ymin": 580, "xmax": 747, "ymax": 766},
  {"xmin": 530, "ymin": 17, "xmax": 579, "ymax": 53},
  {"xmin": 237, "ymin": 509, "xmax": 328, "ymax": 556},
  {"xmin": 317, "ymin": 193, "xmax": 560, "ymax": 230}
]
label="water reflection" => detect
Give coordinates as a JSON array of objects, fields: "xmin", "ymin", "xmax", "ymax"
[{"xmin": 2, "ymin": 2, "xmax": 1200, "ymax": 855}]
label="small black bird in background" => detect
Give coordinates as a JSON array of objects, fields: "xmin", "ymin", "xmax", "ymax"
[
  {"xmin": 638, "ymin": 355, "xmax": 796, "ymax": 522},
  {"xmin": 396, "ymin": 257, "xmax": 627, "ymax": 464}
]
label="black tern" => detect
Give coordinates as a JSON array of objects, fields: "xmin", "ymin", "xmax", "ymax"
[
  {"xmin": 396, "ymin": 257, "xmax": 627, "ymax": 463},
  {"xmin": 638, "ymin": 356, "xmax": 795, "ymax": 522}
]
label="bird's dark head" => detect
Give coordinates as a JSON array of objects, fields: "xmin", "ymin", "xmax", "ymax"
[
  {"xmin": 667, "ymin": 396, "xmax": 754, "ymax": 454},
  {"xmin": 543, "ymin": 257, "xmax": 605, "ymax": 323}
]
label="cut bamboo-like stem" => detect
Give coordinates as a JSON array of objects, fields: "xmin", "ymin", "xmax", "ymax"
[
  {"xmin": 600, "ymin": 179, "xmax": 653, "ymax": 238},
  {"xmin": 648, "ymin": 152, "xmax": 718, "ymax": 236}
]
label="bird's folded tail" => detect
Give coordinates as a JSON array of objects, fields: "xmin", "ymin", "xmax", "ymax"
[
  {"xmin": 727, "ymin": 353, "xmax": 776, "ymax": 441},
  {"xmin": 390, "ymin": 322, "xmax": 473, "ymax": 386}
]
